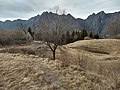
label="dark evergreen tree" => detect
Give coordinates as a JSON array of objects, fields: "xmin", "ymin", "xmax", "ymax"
[
  {"xmin": 28, "ymin": 27, "xmax": 34, "ymax": 40},
  {"xmin": 83, "ymin": 29, "xmax": 88, "ymax": 37},
  {"xmin": 71, "ymin": 31, "xmax": 75, "ymax": 42},
  {"xmin": 76, "ymin": 31, "xmax": 81, "ymax": 40},
  {"xmin": 66, "ymin": 31, "xmax": 71, "ymax": 43},
  {"xmin": 93, "ymin": 33, "xmax": 99, "ymax": 39},
  {"xmin": 89, "ymin": 32, "xmax": 94, "ymax": 38},
  {"xmin": 75, "ymin": 31, "xmax": 78, "ymax": 35},
  {"xmin": 80, "ymin": 29, "xmax": 88, "ymax": 40},
  {"xmin": 61, "ymin": 33, "xmax": 66, "ymax": 45}
]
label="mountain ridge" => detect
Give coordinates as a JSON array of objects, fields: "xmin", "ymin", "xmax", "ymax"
[{"xmin": 0, "ymin": 11, "xmax": 120, "ymax": 36}]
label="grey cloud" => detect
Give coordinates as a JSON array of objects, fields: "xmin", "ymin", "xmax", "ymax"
[
  {"xmin": 0, "ymin": 0, "xmax": 60, "ymax": 19},
  {"xmin": 59, "ymin": 0, "xmax": 120, "ymax": 18},
  {"xmin": 0, "ymin": 0, "xmax": 120, "ymax": 21}
]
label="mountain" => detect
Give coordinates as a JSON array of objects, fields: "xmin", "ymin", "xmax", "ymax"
[
  {"xmin": 0, "ymin": 11, "xmax": 120, "ymax": 36},
  {"xmin": 81, "ymin": 11, "xmax": 120, "ymax": 35}
]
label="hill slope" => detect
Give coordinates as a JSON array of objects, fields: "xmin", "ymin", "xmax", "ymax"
[
  {"xmin": 0, "ymin": 39, "xmax": 120, "ymax": 90},
  {"xmin": 0, "ymin": 53, "xmax": 108, "ymax": 90}
]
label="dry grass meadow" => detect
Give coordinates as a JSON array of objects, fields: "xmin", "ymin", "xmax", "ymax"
[{"xmin": 0, "ymin": 39, "xmax": 120, "ymax": 90}]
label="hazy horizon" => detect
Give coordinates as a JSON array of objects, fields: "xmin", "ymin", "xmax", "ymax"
[{"xmin": 0, "ymin": 0, "xmax": 120, "ymax": 21}]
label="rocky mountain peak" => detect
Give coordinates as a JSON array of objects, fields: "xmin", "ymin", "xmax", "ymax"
[
  {"xmin": 0, "ymin": 11, "xmax": 120, "ymax": 36},
  {"xmin": 97, "ymin": 11, "xmax": 106, "ymax": 15}
]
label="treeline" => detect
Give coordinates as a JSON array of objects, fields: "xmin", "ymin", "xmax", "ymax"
[
  {"xmin": 0, "ymin": 29, "xmax": 100, "ymax": 46},
  {"xmin": 61, "ymin": 30, "xmax": 100, "ymax": 44}
]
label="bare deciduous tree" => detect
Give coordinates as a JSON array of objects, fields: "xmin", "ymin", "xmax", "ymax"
[
  {"xmin": 40, "ymin": 7, "xmax": 69, "ymax": 60},
  {"xmin": 0, "ymin": 30, "xmax": 26, "ymax": 45}
]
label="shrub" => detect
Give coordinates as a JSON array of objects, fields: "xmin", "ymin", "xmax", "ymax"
[{"xmin": 0, "ymin": 30, "xmax": 26, "ymax": 45}]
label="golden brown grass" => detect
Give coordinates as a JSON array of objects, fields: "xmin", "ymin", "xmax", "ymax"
[
  {"xmin": 0, "ymin": 39, "xmax": 120, "ymax": 90},
  {"xmin": 0, "ymin": 53, "xmax": 109, "ymax": 90}
]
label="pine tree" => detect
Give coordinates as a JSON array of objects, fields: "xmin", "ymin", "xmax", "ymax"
[
  {"xmin": 83, "ymin": 29, "xmax": 88, "ymax": 37},
  {"xmin": 66, "ymin": 31, "xmax": 71, "ymax": 43},
  {"xmin": 71, "ymin": 31, "xmax": 75, "ymax": 42},
  {"xmin": 80, "ymin": 29, "xmax": 88, "ymax": 40},
  {"xmin": 89, "ymin": 32, "xmax": 94, "ymax": 38},
  {"xmin": 75, "ymin": 31, "xmax": 78, "ymax": 35},
  {"xmin": 76, "ymin": 31, "xmax": 81, "ymax": 40},
  {"xmin": 61, "ymin": 33, "xmax": 66, "ymax": 45},
  {"xmin": 93, "ymin": 33, "xmax": 99, "ymax": 39},
  {"xmin": 28, "ymin": 27, "xmax": 34, "ymax": 40}
]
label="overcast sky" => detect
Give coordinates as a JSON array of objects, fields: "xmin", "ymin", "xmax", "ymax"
[{"xmin": 0, "ymin": 0, "xmax": 120, "ymax": 21}]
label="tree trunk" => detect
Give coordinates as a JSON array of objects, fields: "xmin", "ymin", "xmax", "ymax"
[
  {"xmin": 46, "ymin": 43, "xmax": 57, "ymax": 60},
  {"xmin": 53, "ymin": 50, "xmax": 56, "ymax": 60}
]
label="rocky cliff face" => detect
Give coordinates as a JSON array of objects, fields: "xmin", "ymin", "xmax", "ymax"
[
  {"xmin": 83, "ymin": 11, "xmax": 106, "ymax": 34},
  {"xmin": 0, "ymin": 11, "xmax": 120, "ymax": 36},
  {"xmin": 82, "ymin": 11, "xmax": 120, "ymax": 35}
]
